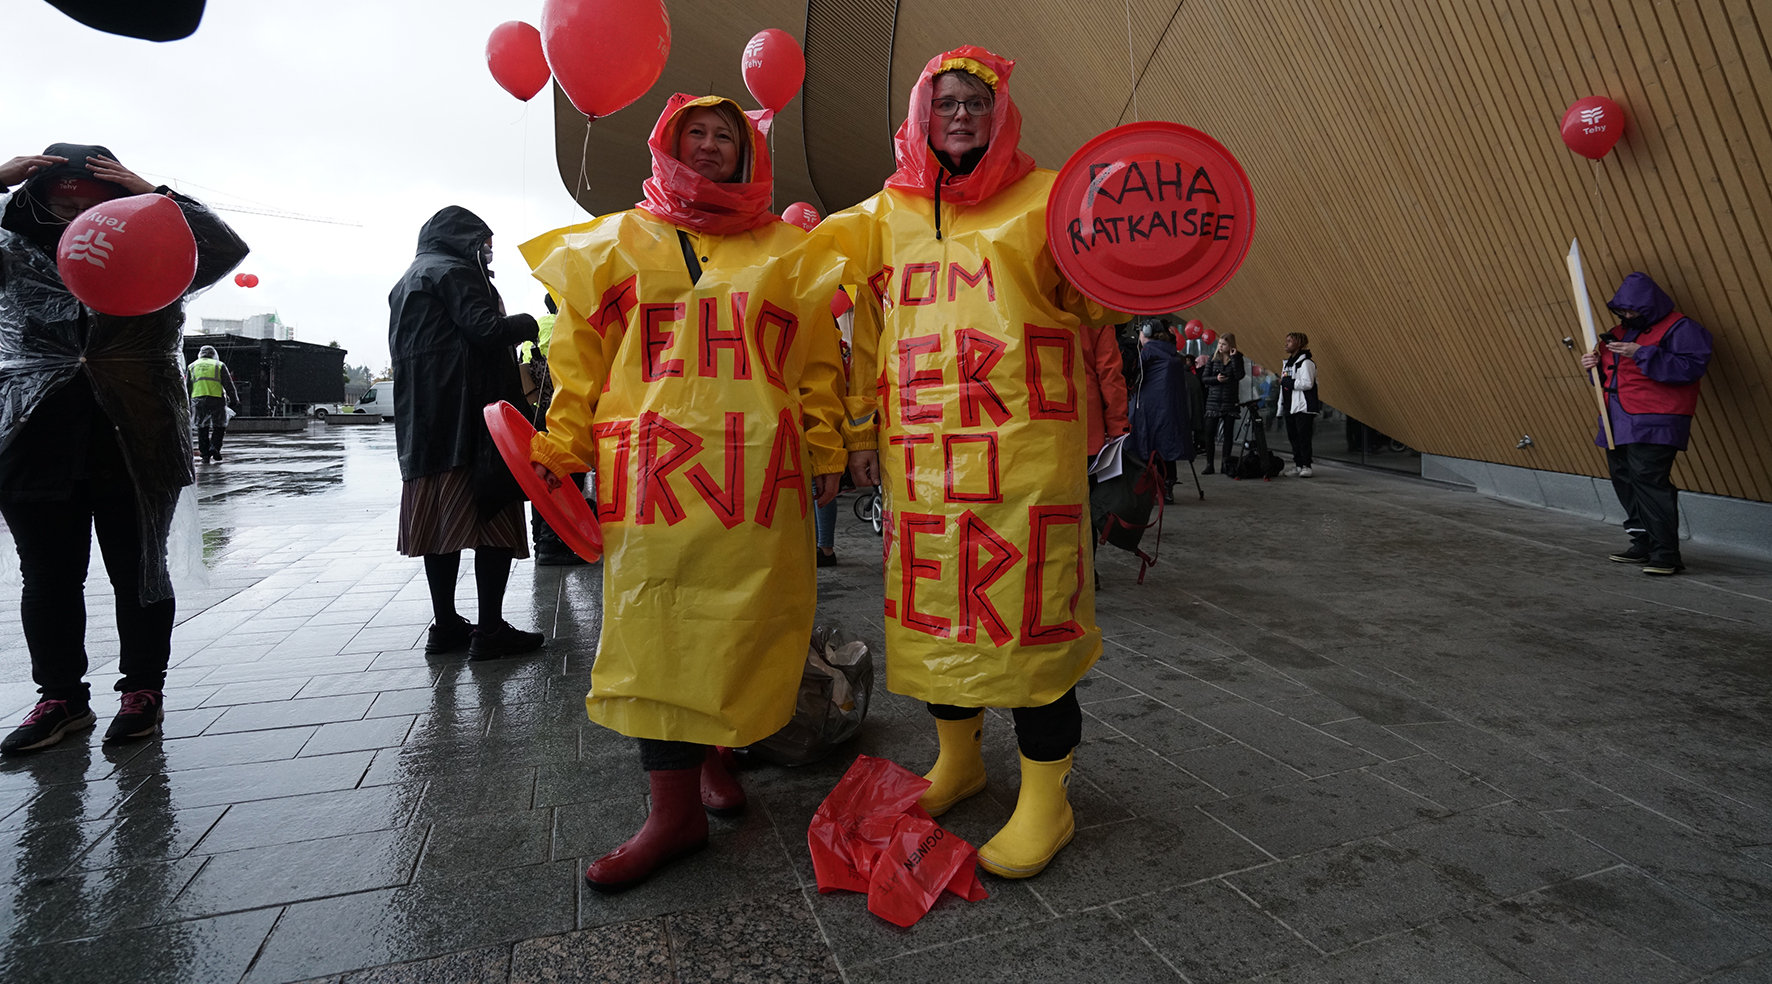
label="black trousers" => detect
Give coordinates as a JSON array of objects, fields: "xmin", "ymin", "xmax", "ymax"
[
  {"xmin": 1606, "ymin": 443, "xmax": 1683, "ymax": 566},
  {"xmin": 1285, "ymin": 413, "xmax": 1315, "ymax": 467},
  {"xmin": 0, "ymin": 491, "xmax": 175, "ymax": 704},
  {"xmin": 193, "ymin": 395, "xmax": 227, "ymax": 459},
  {"xmin": 928, "ymin": 687, "xmax": 1081, "ymax": 762},
  {"xmin": 1203, "ymin": 414, "xmax": 1235, "ymax": 468},
  {"xmin": 638, "ymin": 738, "xmax": 706, "ymax": 771}
]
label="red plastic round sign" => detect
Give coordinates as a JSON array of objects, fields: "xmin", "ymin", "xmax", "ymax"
[
  {"xmin": 483, "ymin": 401, "xmax": 603, "ymax": 563},
  {"xmin": 1047, "ymin": 122, "xmax": 1256, "ymax": 315}
]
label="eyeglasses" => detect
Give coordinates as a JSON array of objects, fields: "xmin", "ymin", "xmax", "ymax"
[{"xmin": 932, "ymin": 97, "xmax": 994, "ymax": 118}]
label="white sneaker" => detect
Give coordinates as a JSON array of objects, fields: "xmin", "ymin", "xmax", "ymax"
[
  {"xmin": 1287, "ymin": 466, "xmax": 1301, "ymax": 477},
  {"xmin": 1299, "ymin": 466, "xmax": 1314, "ymax": 478}
]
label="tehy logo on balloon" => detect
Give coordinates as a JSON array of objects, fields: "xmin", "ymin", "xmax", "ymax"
[
  {"xmin": 1047, "ymin": 122, "xmax": 1256, "ymax": 315},
  {"xmin": 65, "ymin": 229, "xmax": 114, "ymax": 268}
]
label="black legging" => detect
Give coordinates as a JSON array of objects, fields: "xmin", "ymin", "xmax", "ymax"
[
  {"xmin": 0, "ymin": 491, "xmax": 174, "ymax": 704},
  {"xmin": 1204, "ymin": 413, "xmax": 1235, "ymax": 468},
  {"xmin": 422, "ymin": 548, "xmax": 514, "ymax": 627},
  {"xmin": 637, "ymin": 738, "xmax": 705, "ymax": 771},
  {"xmin": 928, "ymin": 687, "xmax": 1081, "ymax": 762}
]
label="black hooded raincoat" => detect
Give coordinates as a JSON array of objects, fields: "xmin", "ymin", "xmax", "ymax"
[
  {"xmin": 387, "ymin": 207, "xmax": 536, "ymax": 483},
  {"xmin": 0, "ymin": 143, "xmax": 249, "ymax": 603}
]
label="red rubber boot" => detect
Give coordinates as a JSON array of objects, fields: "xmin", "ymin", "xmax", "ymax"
[
  {"xmin": 701, "ymin": 746, "xmax": 747, "ymax": 816},
  {"xmin": 585, "ymin": 767, "xmax": 709, "ymax": 892}
]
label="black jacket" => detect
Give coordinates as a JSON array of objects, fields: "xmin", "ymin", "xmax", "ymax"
[
  {"xmin": 388, "ymin": 207, "xmax": 537, "ymax": 482},
  {"xmin": 0, "ymin": 144, "xmax": 249, "ymax": 602},
  {"xmin": 1201, "ymin": 352, "xmax": 1245, "ymax": 416},
  {"xmin": 1128, "ymin": 338, "xmax": 1193, "ymax": 464}
]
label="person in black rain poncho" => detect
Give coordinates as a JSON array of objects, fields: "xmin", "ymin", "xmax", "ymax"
[
  {"xmin": 388, "ymin": 207, "xmax": 545, "ymax": 660},
  {"xmin": 0, "ymin": 145, "xmax": 248, "ymax": 754}
]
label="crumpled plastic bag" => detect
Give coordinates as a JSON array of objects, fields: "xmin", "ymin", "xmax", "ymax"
[
  {"xmin": 809, "ymin": 755, "xmax": 989, "ymax": 927},
  {"xmin": 743, "ymin": 624, "xmax": 874, "ymax": 766}
]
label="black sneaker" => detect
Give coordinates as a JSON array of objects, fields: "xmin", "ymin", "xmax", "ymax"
[
  {"xmin": 104, "ymin": 690, "xmax": 164, "ymax": 744},
  {"xmin": 816, "ymin": 549, "xmax": 837, "ymax": 568},
  {"xmin": 1608, "ymin": 548, "xmax": 1650, "ymax": 564},
  {"xmin": 2, "ymin": 700, "xmax": 97, "ymax": 755},
  {"xmin": 425, "ymin": 614, "xmax": 474, "ymax": 654},
  {"xmin": 534, "ymin": 547, "xmax": 588, "ymax": 567},
  {"xmin": 469, "ymin": 621, "xmax": 545, "ymax": 661},
  {"xmin": 1642, "ymin": 563, "xmax": 1685, "ymax": 576},
  {"xmin": 1201, "ymin": 465, "xmax": 1215, "ymax": 475}
]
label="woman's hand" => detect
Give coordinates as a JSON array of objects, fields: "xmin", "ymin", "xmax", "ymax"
[
  {"xmin": 84, "ymin": 155, "xmax": 156, "ymax": 195},
  {"xmin": 1606, "ymin": 340, "xmax": 1642, "ymax": 359},
  {"xmin": 814, "ymin": 472, "xmax": 842, "ymax": 506},
  {"xmin": 532, "ymin": 462, "xmax": 562, "ymax": 492},
  {"xmin": 0, "ymin": 154, "xmax": 67, "ymax": 187},
  {"xmin": 1579, "ymin": 352, "xmax": 1600, "ymax": 370},
  {"xmin": 848, "ymin": 449, "xmax": 880, "ymax": 488}
]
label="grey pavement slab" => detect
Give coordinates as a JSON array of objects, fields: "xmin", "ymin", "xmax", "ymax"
[{"xmin": 0, "ymin": 429, "xmax": 1766, "ymax": 982}]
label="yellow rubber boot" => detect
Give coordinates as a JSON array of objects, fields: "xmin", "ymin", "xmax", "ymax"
[
  {"xmin": 976, "ymin": 753, "xmax": 1075, "ymax": 878},
  {"xmin": 919, "ymin": 713, "xmax": 987, "ymax": 817}
]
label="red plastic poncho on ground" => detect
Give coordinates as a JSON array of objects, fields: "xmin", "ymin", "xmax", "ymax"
[{"xmin": 809, "ymin": 755, "xmax": 988, "ymax": 927}]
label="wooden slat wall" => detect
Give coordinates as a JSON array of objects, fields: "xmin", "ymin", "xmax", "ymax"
[
  {"xmin": 554, "ymin": 0, "xmax": 1772, "ymax": 502},
  {"xmin": 884, "ymin": 0, "xmax": 1772, "ymax": 501}
]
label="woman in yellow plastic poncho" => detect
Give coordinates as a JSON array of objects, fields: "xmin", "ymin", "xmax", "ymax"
[
  {"xmin": 818, "ymin": 46, "xmax": 1115, "ymax": 879},
  {"xmin": 525, "ymin": 94, "xmax": 848, "ymax": 892}
]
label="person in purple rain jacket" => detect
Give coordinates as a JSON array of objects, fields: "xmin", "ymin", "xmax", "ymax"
[{"xmin": 1579, "ymin": 272, "xmax": 1713, "ymax": 576}]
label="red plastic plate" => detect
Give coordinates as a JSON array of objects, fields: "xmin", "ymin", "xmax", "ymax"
[
  {"xmin": 483, "ymin": 401, "xmax": 603, "ymax": 563},
  {"xmin": 1046, "ymin": 121, "xmax": 1256, "ymax": 315}
]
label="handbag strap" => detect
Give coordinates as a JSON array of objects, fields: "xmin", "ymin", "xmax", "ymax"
[{"xmin": 677, "ymin": 230, "xmax": 703, "ymax": 285}]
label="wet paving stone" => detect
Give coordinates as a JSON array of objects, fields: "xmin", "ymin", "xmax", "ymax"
[{"xmin": 0, "ymin": 428, "xmax": 1768, "ymax": 981}]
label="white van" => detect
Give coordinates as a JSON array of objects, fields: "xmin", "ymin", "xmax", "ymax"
[{"xmin": 354, "ymin": 379, "xmax": 395, "ymax": 418}]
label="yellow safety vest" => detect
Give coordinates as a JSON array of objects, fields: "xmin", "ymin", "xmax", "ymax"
[{"xmin": 190, "ymin": 358, "xmax": 227, "ymax": 399}]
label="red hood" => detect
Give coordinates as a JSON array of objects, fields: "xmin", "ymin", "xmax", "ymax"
[
  {"xmin": 638, "ymin": 93, "xmax": 780, "ymax": 235},
  {"xmin": 884, "ymin": 46, "xmax": 1036, "ymax": 207}
]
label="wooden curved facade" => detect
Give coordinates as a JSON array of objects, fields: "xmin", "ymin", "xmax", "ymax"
[{"xmin": 555, "ymin": 0, "xmax": 1772, "ymax": 503}]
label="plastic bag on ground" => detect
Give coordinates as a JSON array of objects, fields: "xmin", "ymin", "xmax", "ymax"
[
  {"xmin": 743, "ymin": 624, "xmax": 874, "ymax": 766},
  {"xmin": 809, "ymin": 755, "xmax": 987, "ymax": 927}
]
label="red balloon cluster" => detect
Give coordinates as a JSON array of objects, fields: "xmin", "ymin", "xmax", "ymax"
[
  {"xmin": 743, "ymin": 29, "xmax": 805, "ymax": 114},
  {"xmin": 233, "ymin": 273, "xmax": 259, "ymax": 288},
  {"xmin": 57, "ymin": 195, "xmax": 196, "ymax": 317},
  {"xmin": 486, "ymin": 21, "xmax": 551, "ymax": 101},
  {"xmin": 1560, "ymin": 96, "xmax": 1625, "ymax": 160},
  {"xmin": 540, "ymin": 0, "xmax": 672, "ymax": 119},
  {"xmin": 782, "ymin": 202, "xmax": 820, "ymax": 231},
  {"xmin": 1183, "ymin": 319, "xmax": 1204, "ymax": 340}
]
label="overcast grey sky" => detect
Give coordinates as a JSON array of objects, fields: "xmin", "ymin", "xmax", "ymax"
[{"xmin": 6, "ymin": 1, "xmax": 599, "ymax": 371}]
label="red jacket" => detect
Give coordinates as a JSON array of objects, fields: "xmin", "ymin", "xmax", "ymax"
[
  {"xmin": 1599, "ymin": 310, "xmax": 1702, "ymax": 416},
  {"xmin": 1080, "ymin": 325, "xmax": 1129, "ymax": 454}
]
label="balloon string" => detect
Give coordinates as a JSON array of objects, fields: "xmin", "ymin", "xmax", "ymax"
[
  {"xmin": 576, "ymin": 116, "xmax": 593, "ymax": 210},
  {"xmin": 1126, "ymin": 0, "xmax": 1139, "ymax": 123},
  {"xmin": 522, "ymin": 102, "xmax": 529, "ymax": 238}
]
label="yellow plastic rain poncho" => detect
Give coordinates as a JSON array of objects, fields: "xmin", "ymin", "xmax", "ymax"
[
  {"xmin": 817, "ymin": 47, "xmax": 1108, "ymax": 708},
  {"xmin": 524, "ymin": 95, "xmax": 847, "ymax": 747}
]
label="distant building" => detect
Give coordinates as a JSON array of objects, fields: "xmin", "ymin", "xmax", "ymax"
[{"xmin": 199, "ymin": 312, "xmax": 293, "ymax": 341}]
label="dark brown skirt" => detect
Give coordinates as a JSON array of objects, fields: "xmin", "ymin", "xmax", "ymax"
[{"xmin": 397, "ymin": 466, "xmax": 529, "ymax": 558}]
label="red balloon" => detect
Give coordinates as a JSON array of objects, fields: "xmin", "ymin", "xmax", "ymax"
[
  {"xmin": 1183, "ymin": 319, "xmax": 1204, "ymax": 340},
  {"xmin": 244, "ymin": 274, "xmax": 259, "ymax": 288},
  {"xmin": 540, "ymin": 0, "xmax": 671, "ymax": 119},
  {"xmin": 233, "ymin": 273, "xmax": 249, "ymax": 287},
  {"xmin": 830, "ymin": 289, "xmax": 853, "ymax": 319},
  {"xmin": 782, "ymin": 201, "xmax": 820, "ymax": 231},
  {"xmin": 486, "ymin": 21, "xmax": 551, "ymax": 102},
  {"xmin": 1560, "ymin": 96, "xmax": 1625, "ymax": 160},
  {"xmin": 1201, "ymin": 329, "xmax": 1218, "ymax": 346},
  {"xmin": 57, "ymin": 194, "xmax": 196, "ymax": 317},
  {"xmin": 742, "ymin": 28, "xmax": 805, "ymax": 114}
]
